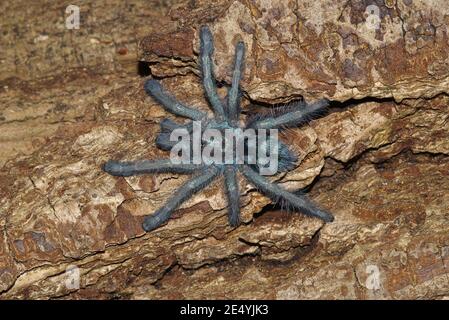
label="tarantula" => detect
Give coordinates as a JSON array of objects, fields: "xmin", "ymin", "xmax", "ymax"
[{"xmin": 103, "ymin": 26, "xmax": 334, "ymax": 232}]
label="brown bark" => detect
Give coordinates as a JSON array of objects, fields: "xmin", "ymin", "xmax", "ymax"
[{"xmin": 1, "ymin": 0, "xmax": 449, "ymax": 299}]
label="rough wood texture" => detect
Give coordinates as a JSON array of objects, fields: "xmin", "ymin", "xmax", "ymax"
[{"xmin": 1, "ymin": 0, "xmax": 449, "ymax": 299}]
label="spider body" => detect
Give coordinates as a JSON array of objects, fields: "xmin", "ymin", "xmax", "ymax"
[{"xmin": 103, "ymin": 26, "xmax": 334, "ymax": 232}]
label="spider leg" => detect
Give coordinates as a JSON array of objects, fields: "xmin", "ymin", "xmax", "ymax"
[
  {"xmin": 160, "ymin": 118, "xmax": 192, "ymax": 132},
  {"xmin": 199, "ymin": 26, "xmax": 226, "ymax": 120},
  {"xmin": 226, "ymin": 41, "xmax": 245, "ymax": 122},
  {"xmin": 239, "ymin": 165, "xmax": 334, "ymax": 222},
  {"xmin": 103, "ymin": 159, "xmax": 201, "ymax": 176},
  {"xmin": 144, "ymin": 79, "xmax": 205, "ymax": 120},
  {"xmin": 251, "ymin": 99, "xmax": 329, "ymax": 129},
  {"xmin": 160, "ymin": 118, "xmax": 183, "ymax": 132},
  {"xmin": 254, "ymin": 140, "xmax": 297, "ymax": 173},
  {"xmin": 155, "ymin": 132, "xmax": 178, "ymax": 151},
  {"xmin": 142, "ymin": 166, "xmax": 221, "ymax": 231},
  {"xmin": 156, "ymin": 131, "xmax": 193, "ymax": 151},
  {"xmin": 156, "ymin": 118, "xmax": 193, "ymax": 151},
  {"xmin": 224, "ymin": 165, "xmax": 240, "ymax": 226}
]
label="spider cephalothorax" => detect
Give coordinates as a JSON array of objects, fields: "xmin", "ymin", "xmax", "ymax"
[{"xmin": 103, "ymin": 26, "xmax": 334, "ymax": 232}]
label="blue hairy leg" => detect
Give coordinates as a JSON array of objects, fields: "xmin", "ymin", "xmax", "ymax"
[
  {"xmin": 223, "ymin": 165, "xmax": 240, "ymax": 226},
  {"xmin": 250, "ymin": 99, "xmax": 329, "ymax": 130},
  {"xmin": 103, "ymin": 159, "xmax": 201, "ymax": 176},
  {"xmin": 239, "ymin": 165, "xmax": 334, "ymax": 222},
  {"xmin": 227, "ymin": 41, "xmax": 245, "ymax": 122},
  {"xmin": 142, "ymin": 166, "xmax": 221, "ymax": 231},
  {"xmin": 199, "ymin": 26, "xmax": 226, "ymax": 119},
  {"xmin": 144, "ymin": 80, "xmax": 205, "ymax": 120}
]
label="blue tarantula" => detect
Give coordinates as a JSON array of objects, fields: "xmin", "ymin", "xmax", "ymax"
[{"xmin": 103, "ymin": 26, "xmax": 334, "ymax": 232}]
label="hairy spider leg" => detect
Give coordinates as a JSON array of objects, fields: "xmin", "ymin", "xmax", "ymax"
[
  {"xmin": 239, "ymin": 165, "xmax": 334, "ymax": 222},
  {"xmin": 199, "ymin": 26, "xmax": 226, "ymax": 120},
  {"xmin": 226, "ymin": 41, "xmax": 245, "ymax": 122},
  {"xmin": 251, "ymin": 99, "xmax": 329, "ymax": 129},
  {"xmin": 224, "ymin": 165, "xmax": 240, "ymax": 226},
  {"xmin": 155, "ymin": 132, "xmax": 179, "ymax": 151},
  {"xmin": 144, "ymin": 79, "xmax": 205, "ymax": 120},
  {"xmin": 159, "ymin": 118, "xmax": 183, "ymax": 131},
  {"xmin": 156, "ymin": 119, "xmax": 194, "ymax": 151},
  {"xmin": 142, "ymin": 166, "xmax": 221, "ymax": 231},
  {"xmin": 103, "ymin": 159, "xmax": 201, "ymax": 176}
]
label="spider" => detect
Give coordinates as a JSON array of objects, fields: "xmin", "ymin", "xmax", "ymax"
[{"xmin": 103, "ymin": 26, "xmax": 334, "ymax": 232}]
